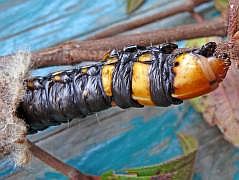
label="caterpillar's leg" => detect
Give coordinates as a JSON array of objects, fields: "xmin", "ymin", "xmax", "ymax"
[
  {"xmin": 193, "ymin": 42, "xmax": 217, "ymax": 57},
  {"xmin": 160, "ymin": 43, "xmax": 178, "ymax": 54},
  {"xmin": 123, "ymin": 45, "xmax": 146, "ymax": 52},
  {"xmin": 103, "ymin": 49, "xmax": 120, "ymax": 61}
]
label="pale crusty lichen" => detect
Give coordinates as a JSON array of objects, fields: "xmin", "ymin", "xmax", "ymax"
[{"xmin": 0, "ymin": 51, "xmax": 31, "ymax": 165}]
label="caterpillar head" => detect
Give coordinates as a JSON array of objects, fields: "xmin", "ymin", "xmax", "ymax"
[{"xmin": 172, "ymin": 43, "xmax": 231, "ymax": 100}]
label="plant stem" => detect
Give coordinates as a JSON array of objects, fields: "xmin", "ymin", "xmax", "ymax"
[
  {"xmin": 228, "ymin": 0, "xmax": 239, "ymax": 66},
  {"xmin": 31, "ymin": 17, "xmax": 226, "ymax": 68},
  {"xmin": 28, "ymin": 140, "xmax": 100, "ymax": 180},
  {"xmin": 228, "ymin": 0, "xmax": 239, "ymax": 41},
  {"xmin": 87, "ymin": 0, "xmax": 210, "ymax": 40},
  {"xmin": 190, "ymin": 11, "xmax": 204, "ymax": 23}
]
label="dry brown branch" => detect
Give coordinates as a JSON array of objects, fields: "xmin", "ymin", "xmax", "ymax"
[
  {"xmin": 227, "ymin": 0, "xmax": 239, "ymax": 66},
  {"xmin": 28, "ymin": 140, "xmax": 100, "ymax": 180},
  {"xmin": 189, "ymin": 11, "xmax": 205, "ymax": 23},
  {"xmin": 31, "ymin": 17, "xmax": 226, "ymax": 68},
  {"xmin": 87, "ymin": 0, "xmax": 210, "ymax": 40},
  {"xmin": 228, "ymin": 0, "xmax": 239, "ymax": 41}
]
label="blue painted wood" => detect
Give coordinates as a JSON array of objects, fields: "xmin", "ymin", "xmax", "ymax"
[
  {"xmin": 0, "ymin": 0, "xmax": 238, "ymax": 180},
  {"xmin": 0, "ymin": 0, "xmax": 180, "ymax": 56},
  {"xmin": 40, "ymin": 105, "xmax": 197, "ymax": 179}
]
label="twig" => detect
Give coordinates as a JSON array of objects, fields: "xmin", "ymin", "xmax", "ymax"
[
  {"xmin": 190, "ymin": 11, "xmax": 204, "ymax": 23},
  {"xmin": 227, "ymin": 0, "xmax": 239, "ymax": 67},
  {"xmin": 27, "ymin": 140, "xmax": 100, "ymax": 180},
  {"xmin": 31, "ymin": 17, "xmax": 226, "ymax": 68},
  {"xmin": 228, "ymin": 0, "xmax": 239, "ymax": 41},
  {"xmin": 87, "ymin": 0, "xmax": 210, "ymax": 40}
]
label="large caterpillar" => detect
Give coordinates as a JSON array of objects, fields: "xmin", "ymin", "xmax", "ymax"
[{"xmin": 17, "ymin": 42, "xmax": 231, "ymax": 134}]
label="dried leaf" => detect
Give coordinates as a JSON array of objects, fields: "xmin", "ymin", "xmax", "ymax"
[
  {"xmin": 126, "ymin": 0, "xmax": 145, "ymax": 14},
  {"xmin": 195, "ymin": 66, "xmax": 239, "ymax": 146},
  {"xmin": 101, "ymin": 133, "xmax": 198, "ymax": 179}
]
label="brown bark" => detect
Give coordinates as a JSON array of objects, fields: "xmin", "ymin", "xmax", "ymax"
[
  {"xmin": 31, "ymin": 17, "xmax": 226, "ymax": 68},
  {"xmin": 189, "ymin": 11, "xmax": 205, "ymax": 23},
  {"xmin": 227, "ymin": 0, "xmax": 239, "ymax": 66},
  {"xmin": 228, "ymin": 0, "xmax": 239, "ymax": 41},
  {"xmin": 87, "ymin": 0, "xmax": 210, "ymax": 40},
  {"xmin": 28, "ymin": 140, "xmax": 100, "ymax": 180}
]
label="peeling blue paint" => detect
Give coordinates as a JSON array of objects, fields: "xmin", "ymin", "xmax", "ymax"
[{"xmin": 39, "ymin": 106, "xmax": 202, "ymax": 179}]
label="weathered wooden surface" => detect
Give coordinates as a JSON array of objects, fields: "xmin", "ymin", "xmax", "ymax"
[
  {"xmin": 6, "ymin": 105, "xmax": 238, "ymax": 180},
  {"xmin": 0, "ymin": 0, "xmax": 238, "ymax": 180},
  {"xmin": 0, "ymin": 0, "xmax": 177, "ymax": 56}
]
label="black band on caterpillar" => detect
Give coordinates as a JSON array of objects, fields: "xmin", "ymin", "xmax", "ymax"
[
  {"xmin": 77, "ymin": 66, "xmax": 111, "ymax": 113},
  {"xmin": 149, "ymin": 46, "xmax": 182, "ymax": 106},
  {"xmin": 18, "ymin": 66, "xmax": 112, "ymax": 134},
  {"xmin": 112, "ymin": 47, "xmax": 143, "ymax": 109}
]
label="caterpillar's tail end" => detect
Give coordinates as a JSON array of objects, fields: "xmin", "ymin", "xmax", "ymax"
[{"xmin": 0, "ymin": 52, "xmax": 31, "ymax": 166}]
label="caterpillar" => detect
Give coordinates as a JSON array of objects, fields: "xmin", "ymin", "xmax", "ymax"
[{"xmin": 16, "ymin": 42, "xmax": 231, "ymax": 134}]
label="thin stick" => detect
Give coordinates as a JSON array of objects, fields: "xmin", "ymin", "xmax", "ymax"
[
  {"xmin": 31, "ymin": 17, "xmax": 226, "ymax": 68},
  {"xmin": 27, "ymin": 140, "xmax": 100, "ymax": 180},
  {"xmin": 228, "ymin": 0, "xmax": 239, "ymax": 41},
  {"xmin": 227, "ymin": 0, "xmax": 239, "ymax": 66},
  {"xmin": 190, "ymin": 11, "xmax": 204, "ymax": 23},
  {"xmin": 87, "ymin": 0, "xmax": 210, "ymax": 40}
]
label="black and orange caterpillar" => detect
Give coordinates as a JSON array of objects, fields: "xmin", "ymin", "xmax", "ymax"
[{"xmin": 17, "ymin": 42, "xmax": 231, "ymax": 134}]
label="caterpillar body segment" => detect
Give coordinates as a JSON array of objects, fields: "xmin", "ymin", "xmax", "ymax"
[{"xmin": 18, "ymin": 42, "xmax": 230, "ymax": 133}]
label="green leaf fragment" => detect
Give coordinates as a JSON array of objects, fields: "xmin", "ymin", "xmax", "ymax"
[
  {"xmin": 178, "ymin": 133, "xmax": 198, "ymax": 154},
  {"xmin": 126, "ymin": 0, "xmax": 145, "ymax": 14},
  {"xmin": 189, "ymin": 97, "xmax": 205, "ymax": 113},
  {"xmin": 185, "ymin": 37, "xmax": 221, "ymax": 49},
  {"xmin": 214, "ymin": 0, "xmax": 228, "ymax": 12},
  {"xmin": 101, "ymin": 133, "xmax": 198, "ymax": 180}
]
